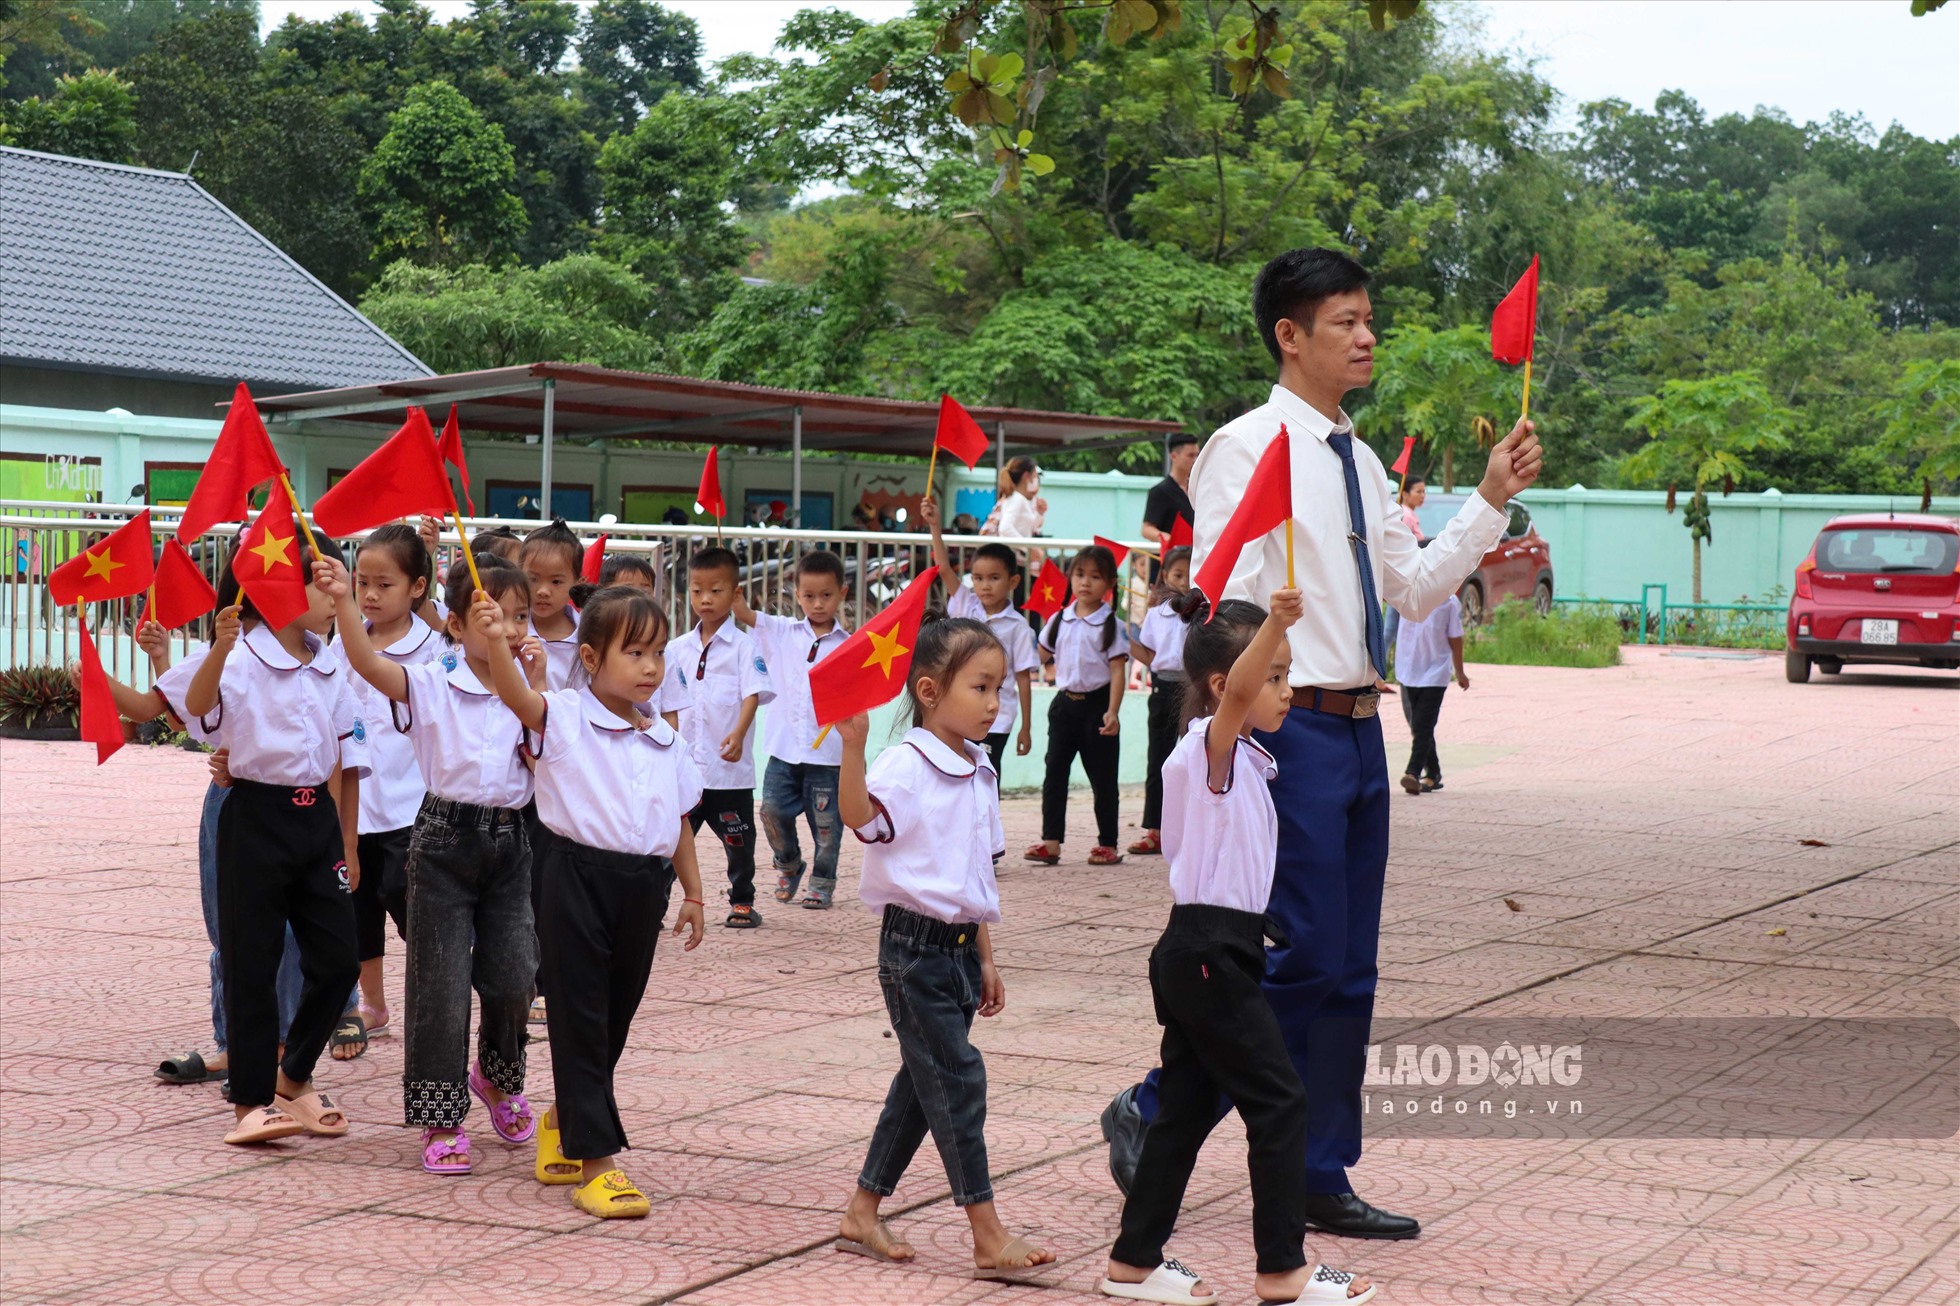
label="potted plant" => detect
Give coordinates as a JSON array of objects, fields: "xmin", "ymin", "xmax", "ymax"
[{"xmin": 0, "ymin": 665, "xmax": 82, "ymax": 741}]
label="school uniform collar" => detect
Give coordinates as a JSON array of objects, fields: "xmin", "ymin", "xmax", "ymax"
[
  {"xmin": 580, "ymin": 685, "xmax": 675, "ymax": 745},
  {"xmin": 1185, "ymin": 715, "xmax": 1277, "ymax": 781},
  {"xmin": 243, "ymin": 623, "xmax": 333, "ymax": 675},
  {"xmin": 792, "ymin": 615, "xmax": 850, "ymax": 643},
  {"xmin": 529, "ymin": 606, "xmax": 578, "ymax": 644},
  {"xmin": 903, "ymin": 726, "xmax": 990, "ymax": 779},
  {"xmin": 694, "ymin": 618, "xmax": 741, "ymax": 647},
  {"xmin": 445, "ymin": 659, "xmax": 492, "ymax": 696},
  {"xmin": 372, "ymin": 619, "xmax": 435, "ymax": 659},
  {"xmin": 1266, "ymin": 384, "xmax": 1352, "ymax": 444},
  {"xmin": 1061, "ymin": 602, "xmax": 1113, "ymax": 626}
]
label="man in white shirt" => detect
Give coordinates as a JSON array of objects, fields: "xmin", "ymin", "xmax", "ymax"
[{"xmin": 1102, "ymin": 247, "xmax": 1541, "ymax": 1241}]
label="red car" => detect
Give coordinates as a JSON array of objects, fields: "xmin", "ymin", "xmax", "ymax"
[
  {"xmin": 1456, "ymin": 500, "xmax": 1555, "ymax": 624},
  {"xmin": 1786, "ymin": 513, "xmax": 1960, "ymax": 682}
]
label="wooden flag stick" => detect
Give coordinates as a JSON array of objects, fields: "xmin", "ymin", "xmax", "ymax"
[
  {"xmin": 923, "ymin": 441, "xmax": 941, "ymax": 504},
  {"xmin": 811, "ymin": 724, "xmax": 832, "ymax": 749},
  {"xmin": 1285, "ymin": 518, "xmax": 1295, "ymax": 588},
  {"xmin": 450, "ymin": 510, "xmax": 484, "ymax": 595},
  {"xmin": 277, "ymin": 472, "xmax": 323, "ymax": 558},
  {"xmin": 1521, "ymin": 357, "xmax": 1533, "ymax": 422}
]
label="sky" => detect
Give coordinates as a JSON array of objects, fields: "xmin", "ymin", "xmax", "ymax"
[{"xmin": 260, "ymin": 0, "xmax": 1959, "ymax": 142}]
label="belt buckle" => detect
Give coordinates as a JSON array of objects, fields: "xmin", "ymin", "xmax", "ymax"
[{"xmin": 1353, "ymin": 691, "xmax": 1380, "ymax": 719}]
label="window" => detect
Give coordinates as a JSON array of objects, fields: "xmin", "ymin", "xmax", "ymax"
[
  {"xmin": 484, "ymin": 480, "xmax": 593, "ymax": 522},
  {"xmin": 1506, "ymin": 503, "xmax": 1531, "ymax": 538},
  {"xmin": 1817, "ymin": 528, "xmax": 1958, "ymax": 575}
]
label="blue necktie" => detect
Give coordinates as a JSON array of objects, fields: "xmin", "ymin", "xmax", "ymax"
[{"xmin": 1326, "ymin": 431, "xmax": 1387, "ymax": 680}]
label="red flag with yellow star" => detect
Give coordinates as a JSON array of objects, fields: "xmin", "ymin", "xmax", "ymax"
[
  {"xmin": 1023, "ymin": 557, "xmax": 1068, "ymax": 619},
  {"xmin": 233, "ymin": 495, "xmax": 310, "ymax": 630},
  {"xmin": 809, "ymin": 569, "xmax": 938, "ymax": 727},
  {"xmin": 48, "ymin": 510, "xmax": 154, "ymax": 605}
]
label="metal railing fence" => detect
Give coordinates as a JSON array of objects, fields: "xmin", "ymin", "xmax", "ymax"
[{"xmin": 1553, "ymin": 584, "xmax": 1786, "ymax": 649}]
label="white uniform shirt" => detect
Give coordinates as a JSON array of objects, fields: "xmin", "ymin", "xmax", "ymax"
[
  {"xmin": 348, "ymin": 622, "xmax": 443, "ymax": 833},
  {"xmin": 1038, "ymin": 602, "xmax": 1131, "ymax": 692},
  {"xmin": 852, "ymin": 728, "xmax": 1004, "ymax": 924},
  {"xmin": 1190, "ymin": 385, "xmax": 1507, "ymax": 688},
  {"xmin": 1135, "ymin": 599, "xmax": 1190, "ymax": 675},
  {"xmin": 946, "ymin": 586, "xmax": 1041, "ymax": 734},
  {"xmin": 529, "ymin": 606, "xmax": 582, "ymax": 691},
  {"xmin": 1395, "ymin": 593, "xmax": 1464, "ymax": 688},
  {"xmin": 1164, "ymin": 716, "xmax": 1278, "ymax": 914},
  {"xmin": 665, "ymin": 620, "xmax": 774, "ymax": 789},
  {"xmin": 995, "ymin": 492, "xmax": 1043, "ymax": 540},
  {"xmin": 651, "ymin": 663, "xmax": 691, "ymax": 718},
  {"xmin": 746, "ymin": 610, "xmax": 850, "ymax": 766},
  {"xmin": 530, "ymin": 687, "xmax": 704, "ymax": 857},
  {"xmin": 201, "ymin": 625, "xmax": 367, "ymax": 787},
  {"xmin": 153, "ymin": 644, "xmax": 217, "ymax": 745},
  {"xmin": 396, "ymin": 654, "xmax": 533, "ymax": 810}
]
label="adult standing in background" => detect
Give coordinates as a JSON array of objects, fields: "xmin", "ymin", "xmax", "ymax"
[
  {"xmin": 1100, "ymin": 247, "xmax": 1541, "ymax": 1242},
  {"xmin": 986, "ymin": 455, "xmax": 1049, "ymax": 591},
  {"xmin": 1139, "ymin": 433, "xmax": 1199, "ymax": 587}
]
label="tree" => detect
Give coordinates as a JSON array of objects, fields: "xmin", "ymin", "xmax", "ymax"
[
  {"xmin": 576, "ymin": 0, "xmax": 701, "ymax": 137},
  {"xmin": 1360, "ymin": 324, "xmax": 1520, "ymax": 491},
  {"xmin": 1623, "ymin": 372, "xmax": 1793, "ymax": 601},
  {"xmin": 359, "ymin": 79, "xmax": 527, "ymax": 267},
  {"xmin": 2, "ymin": 0, "xmax": 256, "ymax": 100},
  {"xmin": 2, "ymin": 67, "xmax": 133, "ymax": 160},
  {"xmin": 1877, "ymin": 356, "xmax": 1960, "ymax": 507},
  {"xmin": 0, "ymin": 0, "xmax": 95, "ymax": 96}
]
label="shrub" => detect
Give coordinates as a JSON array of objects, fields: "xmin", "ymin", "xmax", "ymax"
[
  {"xmin": 0, "ymin": 665, "xmax": 80, "ymax": 727},
  {"xmin": 1465, "ymin": 600, "xmax": 1623, "ymax": 669}
]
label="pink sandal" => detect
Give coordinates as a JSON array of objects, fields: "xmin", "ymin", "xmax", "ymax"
[
  {"xmin": 469, "ymin": 1063, "xmax": 537, "ymax": 1143},
  {"xmin": 422, "ymin": 1126, "xmax": 471, "ymax": 1175}
]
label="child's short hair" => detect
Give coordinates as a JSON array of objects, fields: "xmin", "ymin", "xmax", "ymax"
[
  {"xmin": 599, "ymin": 553, "xmax": 656, "ymax": 588},
  {"xmin": 688, "ymin": 546, "xmax": 740, "ymax": 580},
  {"xmin": 357, "ymin": 523, "xmax": 433, "ymax": 596},
  {"xmin": 520, "ymin": 518, "xmax": 582, "ymax": 574},
  {"xmin": 577, "ymin": 585, "xmax": 670, "ymax": 662},
  {"xmin": 218, "ymin": 532, "xmax": 344, "ymax": 624},
  {"xmin": 442, "ymin": 554, "xmax": 530, "ymax": 638},
  {"xmin": 968, "ymin": 542, "xmax": 1021, "ymax": 577},
  {"xmin": 902, "ymin": 613, "xmax": 1005, "ymax": 729},
  {"xmin": 793, "ymin": 549, "xmax": 846, "ymax": 586},
  {"xmin": 1175, "ymin": 591, "xmax": 1266, "ymax": 726},
  {"xmin": 472, "ymin": 525, "xmax": 522, "ymax": 561},
  {"xmin": 1041, "ymin": 544, "xmax": 1121, "ymax": 653}
]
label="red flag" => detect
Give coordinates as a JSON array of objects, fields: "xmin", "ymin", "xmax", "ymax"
[
  {"xmin": 145, "ymin": 539, "xmax": 218, "ymax": 629},
  {"xmin": 1093, "ymin": 535, "xmax": 1131, "ymax": 567},
  {"xmin": 809, "ymin": 570, "xmax": 938, "ymax": 727},
  {"xmin": 697, "ymin": 447, "xmax": 726, "ymax": 520},
  {"xmin": 1168, "ymin": 515, "xmax": 1193, "ymax": 550},
  {"xmin": 1390, "ymin": 436, "xmax": 1415, "ymax": 476},
  {"xmin": 933, "ymin": 394, "xmax": 990, "ymax": 470},
  {"xmin": 234, "ymin": 494, "xmax": 311, "ymax": 630},
  {"xmin": 437, "ymin": 405, "xmax": 476, "ymax": 516},
  {"xmin": 1490, "ymin": 254, "xmax": 1540, "ymax": 366},
  {"xmin": 75, "ymin": 618, "xmax": 125, "ymax": 765},
  {"xmin": 1193, "ymin": 426, "xmax": 1292, "ymax": 615},
  {"xmin": 582, "ymin": 534, "xmax": 608, "ymax": 584},
  {"xmin": 311, "ymin": 408, "xmax": 457, "ymax": 536},
  {"xmin": 178, "ymin": 383, "xmax": 285, "ymax": 542},
  {"xmin": 1024, "ymin": 557, "xmax": 1068, "ymax": 619},
  {"xmin": 48, "ymin": 511, "xmax": 154, "ymax": 605}
]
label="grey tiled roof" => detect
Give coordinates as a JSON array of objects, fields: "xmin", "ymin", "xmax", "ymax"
[{"xmin": 0, "ymin": 147, "xmax": 429, "ymax": 389}]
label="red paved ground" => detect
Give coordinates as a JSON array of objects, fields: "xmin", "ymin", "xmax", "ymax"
[{"xmin": 2, "ymin": 647, "xmax": 1955, "ymax": 1305}]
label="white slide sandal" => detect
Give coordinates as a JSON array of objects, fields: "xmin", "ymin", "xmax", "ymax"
[
  {"xmin": 1265, "ymin": 1263, "xmax": 1377, "ymax": 1305},
  {"xmin": 1100, "ymin": 1258, "xmax": 1220, "ymax": 1305}
]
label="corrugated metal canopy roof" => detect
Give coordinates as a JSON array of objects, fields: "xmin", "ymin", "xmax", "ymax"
[{"xmin": 250, "ymin": 362, "xmax": 1183, "ymax": 454}]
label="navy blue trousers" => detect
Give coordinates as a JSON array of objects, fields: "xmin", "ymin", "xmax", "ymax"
[{"xmin": 1135, "ymin": 700, "xmax": 1389, "ymax": 1195}]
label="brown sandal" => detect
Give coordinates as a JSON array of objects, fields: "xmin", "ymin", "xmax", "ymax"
[{"xmin": 972, "ymin": 1234, "xmax": 1053, "ymax": 1282}]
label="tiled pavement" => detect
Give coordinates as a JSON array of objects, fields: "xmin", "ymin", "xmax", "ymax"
[{"xmin": 1, "ymin": 646, "xmax": 1954, "ymax": 1305}]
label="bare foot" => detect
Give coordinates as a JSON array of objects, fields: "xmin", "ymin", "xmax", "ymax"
[{"xmin": 1258, "ymin": 1264, "xmax": 1371, "ymax": 1302}]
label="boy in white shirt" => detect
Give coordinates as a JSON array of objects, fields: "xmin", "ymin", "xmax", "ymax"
[
  {"xmin": 924, "ymin": 498, "xmax": 1040, "ymax": 778},
  {"xmin": 1392, "ymin": 544, "xmax": 1468, "ymax": 796},
  {"xmin": 731, "ymin": 550, "xmax": 853, "ymax": 909},
  {"xmin": 666, "ymin": 548, "xmax": 774, "ymax": 927}
]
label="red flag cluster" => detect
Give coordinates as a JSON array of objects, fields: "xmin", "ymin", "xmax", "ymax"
[
  {"xmin": 809, "ymin": 570, "xmax": 938, "ymax": 727},
  {"xmin": 1193, "ymin": 426, "xmax": 1293, "ymax": 617},
  {"xmin": 582, "ymin": 534, "xmax": 609, "ymax": 584},
  {"xmin": 312, "ymin": 407, "xmax": 456, "ymax": 535},
  {"xmin": 1168, "ymin": 515, "xmax": 1193, "ymax": 551},
  {"xmin": 437, "ymin": 405, "xmax": 475, "ymax": 516},
  {"xmin": 50, "ymin": 512, "xmax": 159, "ymax": 766}
]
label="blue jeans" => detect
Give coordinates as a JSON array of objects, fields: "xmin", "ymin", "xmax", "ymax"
[
  {"xmin": 199, "ymin": 782, "xmax": 302, "ymax": 1049},
  {"xmin": 760, "ymin": 759, "xmax": 842, "ymax": 889}
]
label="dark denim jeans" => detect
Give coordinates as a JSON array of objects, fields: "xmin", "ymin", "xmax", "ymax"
[
  {"xmin": 760, "ymin": 759, "xmax": 842, "ymax": 891},
  {"xmin": 402, "ymin": 796, "xmax": 537, "ymax": 1129},
  {"xmin": 857, "ymin": 919, "xmax": 994, "ymax": 1207},
  {"xmin": 198, "ymin": 781, "xmax": 300, "ymax": 1050}
]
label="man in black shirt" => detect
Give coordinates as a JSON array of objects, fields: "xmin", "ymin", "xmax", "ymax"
[{"xmin": 1140, "ymin": 433, "xmax": 1199, "ymax": 580}]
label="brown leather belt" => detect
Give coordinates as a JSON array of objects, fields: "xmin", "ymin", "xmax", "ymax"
[{"xmin": 1292, "ymin": 686, "xmax": 1382, "ymax": 719}]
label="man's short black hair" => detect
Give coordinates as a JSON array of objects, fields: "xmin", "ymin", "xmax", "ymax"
[
  {"xmin": 1166, "ymin": 433, "xmax": 1199, "ymax": 454},
  {"xmin": 1252, "ymin": 248, "xmax": 1371, "ymax": 365}
]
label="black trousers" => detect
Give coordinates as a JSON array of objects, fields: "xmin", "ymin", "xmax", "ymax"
[
  {"xmin": 689, "ymin": 786, "xmax": 757, "ymax": 907},
  {"xmin": 1141, "ymin": 678, "xmax": 1182, "ymax": 831},
  {"xmin": 1114, "ymin": 905, "xmax": 1308, "ymax": 1276},
  {"xmin": 352, "ymin": 826, "xmax": 411, "ymax": 963},
  {"xmin": 1400, "ymin": 684, "xmax": 1447, "ymax": 782},
  {"xmin": 217, "ymin": 779, "xmax": 360, "ymax": 1109},
  {"xmin": 537, "ymin": 835, "xmax": 673, "ymax": 1159},
  {"xmin": 1042, "ymin": 686, "xmax": 1120, "ymax": 846},
  {"xmin": 983, "ymin": 731, "xmax": 1009, "ymax": 780},
  {"xmin": 523, "ymin": 798, "xmax": 557, "ymax": 995}
]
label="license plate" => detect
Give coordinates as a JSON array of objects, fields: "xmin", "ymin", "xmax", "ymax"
[{"xmin": 1861, "ymin": 619, "xmax": 1898, "ymax": 645}]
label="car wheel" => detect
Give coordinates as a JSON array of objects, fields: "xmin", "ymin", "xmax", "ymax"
[
  {"xmin": 1785, "ymin": 647, "xmax": 1811, "ymax": 683},
  {"xmin": 1819, "ymin": 660, "xmax": 1843, "ymax": 675},
  {"xmin": 1460, "ymin": 579, "xmax": 1486, "ymax": 626},
  {"xmin": 1532, "ymin": 577, "xmax": 1553, "ymax": 616}
]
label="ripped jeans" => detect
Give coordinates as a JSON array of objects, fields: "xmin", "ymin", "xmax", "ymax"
[{"xmin": 760, "ymin": 760, "xmax": 842, "ymax": 894}]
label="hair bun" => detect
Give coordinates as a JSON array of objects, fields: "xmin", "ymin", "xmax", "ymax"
[{"xmin": 1172, "ymin": 587, "xmax": 1211, "ymax": 623}]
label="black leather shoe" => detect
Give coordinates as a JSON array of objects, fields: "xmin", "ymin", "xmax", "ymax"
[
  {"xmin": 1301, "ymin": 1191, "xmax": 1420, "ymax": 1239},
  {"xmin": 1099, "ymin": 1084, "xmax": 1145, "ymax": 1197}
]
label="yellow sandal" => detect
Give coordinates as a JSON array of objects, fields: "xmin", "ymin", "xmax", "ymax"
[
  {"xmin": 573, "ymin": 1169, "xmax": 650, "ymax": 1219},
  {"xmin": 532, "ymin": 1111, "xmax": 581, "ymax": 1185}
]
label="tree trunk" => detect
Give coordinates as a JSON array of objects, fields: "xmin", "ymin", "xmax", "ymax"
[
  {"xmin": 1443, "ymin": 446, "xmax": 1456, "ymax": 494},
  {"xmin": 1692, "ymin": 536, "xmax": 1703, "ymax": 605}
]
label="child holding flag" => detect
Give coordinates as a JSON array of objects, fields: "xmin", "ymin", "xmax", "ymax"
[
  {"xmin": 1027, "ymin": 545, "xmax": 1130, "ymax": 866},
  {"xmin": 727, "ymin": 550, "xmax": 853, "ymax": 910},
  {"xmin": 669, "ymin": 548, "xmax": 774, "ymax": 928},
  {"xmin": 923, "ymin": 497, "xmax": 1039, "ymax": 777},
  {"xmin": 829, "ymin": 616, "xmax": 1056, "ymax": 1282},
  {"xmin": 1128, "ymin": 546, "xmax": 1193, "ymax": 857}
]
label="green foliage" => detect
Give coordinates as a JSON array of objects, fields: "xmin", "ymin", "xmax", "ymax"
[
  {"xmin": 0, "ymin": 664, "xmax": 79, "ymax": 726},
  {"xmin": 576, "ymin": 0, "xmax": 701, "ymax": 136},
  {"xmin": 1359, "ymin": 324, "xmax": 1517, "ymax": 491},
  {"xmin": 1878, "ymin": 357, "xmax": 1960, "ymax": 492},
  {"xmin": 1464, "ymin": 601, "xmax": 1623, "ymax": 668},
  {"xmin": 360, "ymin": 80, "xmax": 527, "ymax": 267},
  {"xmin": 357, "ymin": 256, "xmax": 657, "ymax": 374},
  {"xmin": 2, "ymin": 67, "xmax": 133, "ymax": 160},
  {"xmin": 2, "ymin": 0, "xmax": 255, "ymax": 99}
]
